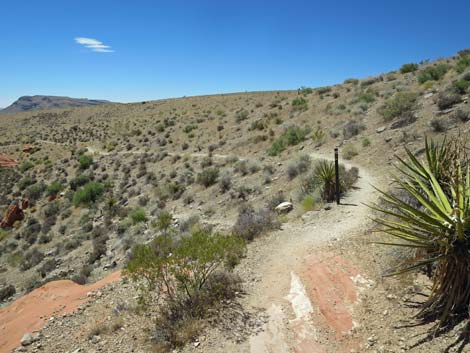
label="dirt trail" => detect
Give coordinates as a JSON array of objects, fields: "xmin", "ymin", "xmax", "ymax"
[
  {"xmin": 229, "ymin": 151, "xmax": 380, "ymax": 353},
  {"xmin": 0, "ymin": 271, "xmax": 121, "ymax": 353}
]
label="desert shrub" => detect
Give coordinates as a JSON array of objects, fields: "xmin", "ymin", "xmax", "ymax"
[
  {"xmin": 299, "ymin": 86, "xmax": 313, "ymax": 95},
  {"xmin": 37, "ymin": 258, "xmax": 57, "ymax": 278},
  {"xmin": 268, "ymin": 125, "xmax": 311, "ymax": 156},
  {"xmin": 88, "ymin": 231, "xmax": 109, "ymax": 264},
  {"xmin": 218, "ymin": 174, "xmax": 232, "ymax": 193},
  {"xmin": 436, "ymin": 91, "xmax": 462, "ymax": 110},
  {"xmin": 0, "ymin": 284, "xmax": 15, "ymax": 302},
  {"xmin": 342, "ymin": 143, "xmax": 358, "ymax": 160},
  {"xmin": 287, "ymin": 155, "xmax": 311, "ymax": 179},
  {"xmin": 429, "ymin": 117, "xmax": 448, "ymax": 132},
  {"xmin": 452, "ymin": 80, "xmax": 470, "ymax": 94},
  {"xmin": 342, "ymin": 120, "xmax": 366, "ymax": 139},
  {"xmin": 232, "ymin": 205, "xmax": 280, "ymax": 241},
  {"xmin": 73, "ymin": 182, "xmax": 105, "ymax": 206},
  {"xmin": 317, "ymin": 86, "xmax": 332, "ymax": 94},
  {"xmin": 291, "ymin": 97, "xmax": 308, "ymax": 112},
  {"xmin": 378, "ymin": 91, "xmax": 418, "ymax": 121},
  {"xmin": 18, "ymin": 177, "xmax": 34, "ymax": 190},
  {"xmin": 25, "ymin": 183, "xmax": 46, "ymax": 201},
  {"xmin": 46, "ymin": 181, "xmax": 62, "ymax": 197},
  {"xmin": 70, "ymin": 174, "xmax": 91, "ymax": 191},
  {"xmin": 418, "ymin": 64, "xmax": 449, "ymax": 83},
  {"xmin": 19, "ymin": 161, "xmax": 34, "ymax": 173},
  {"xmin": 356, "ymin": 89, "xmax": 376, "ymax": 104},
  {"xmin": 452, "ymin": 108, "xmax": 470, "ymax": 123},
  {"xmin": 301, "ymin": 195, "xmax": 316, "ymax": 211},
  {"xmin": 20, "ymin": 248, "xmax": 44, "ymax": 271},
  {"xmin": 455, "ymin": 53, "xmax": 470, "ymax": 73},
  {"xmin": 362, "ymin": 137, "xmax": 371, "ymax": 147},
  {"xmin": 154, "ymin": 210, "xmax": 173, "ymax": 235},
  {"xmin": 129, "ymin": 209, "xmax": 147, "ymax": 224},
  {"xmin": 235, "ymin": 109, "xmax": 249, "ymax": 123},
  {"xmin": 370, "ymin": 138, "xmax": 470, "ymax": 329},
  {"xmin": 400, "ymin": 63, "xmax": 419, "ymax": 73},
  {"xmin": 311, "ymin": 127, "xmax": 326, "ymax": 146},
  {"xmin": 125, "ymin": 229, "xmax": 245, "ymax": 348},
  {"xmin": 78, "ymin": 155, "xmax": 93, "ymax": 169},
  {"xmin": 344, "ymin": 78, "xmax": 359, "ymax": 85},
  {"xmin": 197, "ymin": 168, "xmax": 219, "ymax": 187}
]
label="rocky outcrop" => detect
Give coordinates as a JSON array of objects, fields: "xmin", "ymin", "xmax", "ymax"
[{"xmin": 0, "ymin": 203, "xmax": 24, "ymax": 229}]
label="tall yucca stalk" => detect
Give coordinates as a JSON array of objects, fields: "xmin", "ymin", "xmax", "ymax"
[{"xmin": 370, "ymin": 138, "xmax": 470, "ymax": 327}]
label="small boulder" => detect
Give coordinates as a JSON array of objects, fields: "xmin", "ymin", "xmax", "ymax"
[
  {"xmin": 376, "ymin": 126, "xmax": 386, "ymax": 133},
  {"xmin": 275, "ymin": 202, "xmax": 293, "ymax": 213},
  {"xmin": 20, "ymin": 333, "xmax": 33, "ymax": 346}
]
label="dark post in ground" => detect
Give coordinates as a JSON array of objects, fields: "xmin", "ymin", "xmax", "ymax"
[{"xmin": 334, "ymin": 147, "xmax": 340, "ymax": 205}]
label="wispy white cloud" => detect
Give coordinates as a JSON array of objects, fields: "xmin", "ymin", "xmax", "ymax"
[{"xmin": 75, "ymin": 37, "xmax": 114, "ymax": 53}]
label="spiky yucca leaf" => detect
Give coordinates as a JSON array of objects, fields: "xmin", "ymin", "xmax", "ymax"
[{"xmin": 371, "ymin": 138, "xmax": 470, "ymax": 327}]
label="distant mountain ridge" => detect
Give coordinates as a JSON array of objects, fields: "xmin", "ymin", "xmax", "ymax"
[{"xmin": 1, "ymin": 95, "xmax": 116, "ymax": 113}]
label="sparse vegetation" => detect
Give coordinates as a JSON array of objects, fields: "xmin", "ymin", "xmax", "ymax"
[
  {"xmin": 268, "ymin": 125, "xmax": 311, "ymax": 156},
  {"xmin": 400, "ymin": 63, "xmax": 419, "ymax": 73},
  {"xmin": 378, "ymin": 91, "xmax": 418, "ymax": 121}
]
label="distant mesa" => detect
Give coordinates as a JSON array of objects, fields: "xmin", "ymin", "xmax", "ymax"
[{"xmin": 1, "ymin": 95, "xmax": 117, "ymax": 113}]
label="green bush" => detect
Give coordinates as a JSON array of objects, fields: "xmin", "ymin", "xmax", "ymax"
[
  {"xmin": 73, "ymin": 182, "xmax": 105, "ymax": 206},
  {"xmin": 378, "ymin": 91, "xmax": 418, "ymax": 121},
  {"xmin": 197, "ymin": 168, "xmax": 219, "ymax": 187},
  {"xmin": 301, "ymin": 195, "xmax": 316, "ymax": 211},
  {"xmin": 19, "ymin": 161, "xmax": 34, "ymax": 173},
  {"xmin": 125, "ymin": 229, "xmax": 245, "ymax": 348},
  {"xmin": 129, "ymin": 209, "xmax": 147, "ymax": 224},
  {"xmin": 418, "ymin": 64, "xmax": 449, "ymax": 83},
  {"xmin": 455, "ymin": 54, "xmax": 470, "ymax": 73},
  {"xmin": 291, "ymin": 97, "xmax": 308, "ymax": 112},
  {"xmin": 400, "ymin": 63, "xmax": 419, "ymax": 74},
  {"xmin": 25, "ymin": 183, "xmax": 46, "ymax": 201},
  {"xmin": 356, "ymin": 89, "xmax": 376, "ymax": 104},
  {"xmin": 70, "ymin": 174, "xmax": 91, "ymax": 190},
  {"xmin": 46, "ymin": 181, "xmax": 62, "ymax": 197},
  {"xmin": 78, "ymin": 155, "xmax": 93, "ymax": 169},
  {"xmin": 268, "ymin": 126, "xmax": 311, "ymax": 156}
]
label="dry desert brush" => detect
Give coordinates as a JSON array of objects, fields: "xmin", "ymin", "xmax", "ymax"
[
  {"xmin": 125, "ymin": 228, "xmax": 245, "ymax": 348},
  {"xmin": 370, "ymin": 138, "xmax": 470, "ymax": 329}
]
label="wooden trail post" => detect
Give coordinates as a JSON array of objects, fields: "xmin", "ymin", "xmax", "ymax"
[{"xmin": 334, "ymin": 147, "xmax": 340, "ymax": 205}]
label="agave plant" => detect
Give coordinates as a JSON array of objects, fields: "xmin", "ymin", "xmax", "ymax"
[{"xmin": 370, "ymin": 138, "xmax": 470, "ymax": 327}]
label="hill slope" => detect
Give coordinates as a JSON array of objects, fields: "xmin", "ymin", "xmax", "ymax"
[{"xmin": 1, "ymin": 95, "xmax": 116, "ymax": 113}]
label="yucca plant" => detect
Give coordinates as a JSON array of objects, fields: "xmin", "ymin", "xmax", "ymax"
[
  {"xmin": 370, "ymin": 138, "xmax": 470, "ymax": 328},
  {"xmin": 313, "ymin": 160, "xmax": 336, "ymax": 202}
]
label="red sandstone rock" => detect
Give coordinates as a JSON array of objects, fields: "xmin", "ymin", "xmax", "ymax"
[
  {"xmin": 0, "ymin": 154, "xmax": 18, "ymax": 168},
  {"xmin": 0, "ymin": 204, "xmax": 24, "ymax": 229}
]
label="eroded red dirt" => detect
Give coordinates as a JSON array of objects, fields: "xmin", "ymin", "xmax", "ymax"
[{"xmin": 0, "ymin": 271, "xmax": 121, "ymax": 353}]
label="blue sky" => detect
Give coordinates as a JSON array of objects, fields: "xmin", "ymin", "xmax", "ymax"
[{"xmin": 1, "ymin": 0, "xmax": 469, "ymax": 107}]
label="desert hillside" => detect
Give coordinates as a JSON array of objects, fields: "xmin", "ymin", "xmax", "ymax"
[{"xmin": 1, "ymin": 50, "xmax": 470, "ymax": 353}]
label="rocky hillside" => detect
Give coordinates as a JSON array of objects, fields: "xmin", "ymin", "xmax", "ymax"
[
  {"xmin": 1, "ymin": 95, "xmax": 116, "ymax": 113},
  {"xmin": 0, "ymin": 49, "xmax": 470, "ymax": 352}
]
